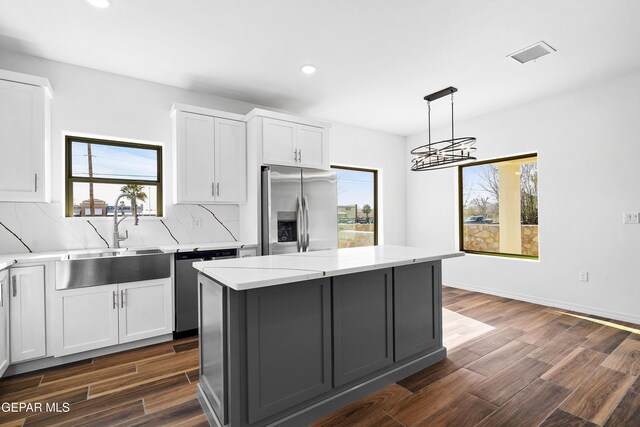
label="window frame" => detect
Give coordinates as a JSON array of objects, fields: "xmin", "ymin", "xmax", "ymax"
[
  {"xmin": 331, "ymin": 165, "xmax": 379, "ymax": 246},
  {"xmin": 458, "ymin": 153, "xmax": 538, "ymax": 260},
  {"xmin": 65, "ymin": 135, "xmax": 163, "ymax": 217}
]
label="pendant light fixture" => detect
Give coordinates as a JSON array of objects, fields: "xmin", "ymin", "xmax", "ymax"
[{"xmin": 411, "ymin": 87, "xmax": 477, "ymax": 171}]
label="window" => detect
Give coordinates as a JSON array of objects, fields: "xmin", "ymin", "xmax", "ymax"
[
  {"xmin": 332, "ymin": 166, "xmax": 378, "ymax": 248},
  {"xmin": 65, "ymin": 136, "xmax": 163, "ymax": 217},
  {"xmin": 459, "ymin": 154, "xmax": 538, "ymax": 258}
]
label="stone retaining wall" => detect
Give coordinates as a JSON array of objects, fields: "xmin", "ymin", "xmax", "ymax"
[{"xmin": 463, "ymin": 224, "xmax": 538, "ymax": 256}]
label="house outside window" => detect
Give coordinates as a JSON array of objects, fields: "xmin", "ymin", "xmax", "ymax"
[
  {"xmin": 65, "ymin": 136, "xmax": 163, "ymax": 217},
  {"xmin": 459, "ymin": 154, "xmax": 538, "ymax": 258}
]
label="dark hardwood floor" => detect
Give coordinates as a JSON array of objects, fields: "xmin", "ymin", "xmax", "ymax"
[{"xmin": 1, "ymin": 286, "xmax": 638, "ymax": 426}]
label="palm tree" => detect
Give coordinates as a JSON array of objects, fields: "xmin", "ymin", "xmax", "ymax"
[
  {"xmin": 120, "ymin": 184, "xmax": 148, "ymax": 214},
  {"xmin": 362, "ymin": 204, "xmax": 372, "ymax": 222}
]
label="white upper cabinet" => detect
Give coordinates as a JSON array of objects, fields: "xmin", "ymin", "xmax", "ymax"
[
  {"xmin": 253, "ymin": 110, "xmax": 330, "ymax": 170},
  {"xmin": 0, "ymin": 70, "xmax": 52, "ymax": 203},
  {"xmin": 9, "ymin": 265, "xmax": 46, "ymax": 363},
  {"xmin": 175, "ymin": 111, "xmax": 216, "ymax": 203},
  {"xmin": 262, "ymin": 118, "xmax": 297, "ymax": 167},
  {"xmin": 296, "ymin": 123, "xmax": 327, "ymax": 169},
  {"xmin": 0, "ymin": 270, "xmax": 9, "ymax": 377},
  {"xmin": 215, "ymin": 118, "xmax": 247, "ymax": 203},
  {"xmin": 172, "ymin": 105, "xmax": 246, "ymax": 204}
]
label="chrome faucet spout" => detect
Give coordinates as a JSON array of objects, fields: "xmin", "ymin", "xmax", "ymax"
[{"xmin": 113, "ymin": 193, "xmax": 139, "ymax": 248}]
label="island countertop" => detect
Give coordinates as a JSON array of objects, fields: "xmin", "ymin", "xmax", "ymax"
[{"xmin": 193, "ymin": 245, "xmax": 463, "ymax": 291}]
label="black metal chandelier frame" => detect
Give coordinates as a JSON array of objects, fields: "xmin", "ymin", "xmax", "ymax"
[{"xmin": 411, "ymin": 86, "xmax": 477, "ymax": 171}]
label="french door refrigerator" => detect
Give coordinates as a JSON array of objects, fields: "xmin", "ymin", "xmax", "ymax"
[{"xmin": 261, "ymin": 165, "xmax": 337, "ymax": 255}]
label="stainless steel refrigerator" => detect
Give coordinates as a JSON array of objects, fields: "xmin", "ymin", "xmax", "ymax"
[{"xmin": 261, "ymin": 165, "xmax": 337, "ymax": 255}]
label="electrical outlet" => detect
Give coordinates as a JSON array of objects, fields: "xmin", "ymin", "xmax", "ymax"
[
  {"xmin": 623, "ymin": 212, "xmax": 639, "ymax": 224},
  {"xmin": 191, "ymin": 218, "xmax": 201, "ymax": 228},
  {"xmin": 579, "ymin": 271, "xmax": 589, "ymax": 282}
]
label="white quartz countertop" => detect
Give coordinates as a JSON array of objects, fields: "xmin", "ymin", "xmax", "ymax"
[
  {"xmin": 156, "ymin": 242, "xmax": 252, "ymax": 253},
  {"xmin": 0, "ymin": 242, "xmax": 251, "ymax": 267},
  {"xmin": 193, "ymin": 245, "xmax": 463, "ymax": 291}
]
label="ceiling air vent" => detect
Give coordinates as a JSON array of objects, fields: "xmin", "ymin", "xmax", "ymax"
[{"xmin": 508, "ymin": 41, "xmax": 556, "ymax": 64}]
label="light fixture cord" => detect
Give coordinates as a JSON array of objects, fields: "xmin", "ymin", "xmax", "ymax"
[
  {"xmin": 451, "ymin": 93, "xmax": 455, "ymax": 158},
  {"xmin": 427, "ymin": 100, "xmax": 431, "ymax": 150}
]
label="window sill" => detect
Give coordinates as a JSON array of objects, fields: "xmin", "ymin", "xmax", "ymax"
[{"xmin": 463, "ymin": 251, "xmax": 540, "ymax": 262}]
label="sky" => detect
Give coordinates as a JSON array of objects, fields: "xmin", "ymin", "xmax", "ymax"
[
  {"xmin": 71, "ymin": 141, "xmax": 158, "ymax": 213},
  {"xmin": 462, "ymin": 164, "xmax": 498, "ymax": 207},
  {"xmin": 334, "ymin": 168, "xmax": 374, "ymax": 208}
]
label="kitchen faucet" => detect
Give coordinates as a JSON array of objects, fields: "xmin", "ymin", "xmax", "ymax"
[{"xmin": 113, "ymin": 193, "xmax": 139, "ymax": 248}]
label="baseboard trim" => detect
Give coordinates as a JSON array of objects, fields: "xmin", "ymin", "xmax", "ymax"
[{"xmin": 445, "ymin": 281, "xmax": 640, "ymax": 325}]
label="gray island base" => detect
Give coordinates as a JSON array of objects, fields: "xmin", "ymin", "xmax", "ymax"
[{"xmin": 193, "ymin": 246, "xmax": 462, "ymax": 427}]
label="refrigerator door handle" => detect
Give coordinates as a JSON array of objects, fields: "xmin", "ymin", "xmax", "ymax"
[
  {"xmin": 296, "ymin": 196, "xmax": 303, "ymax": 252},
  {"xmin": 303, "ymin": 195, "xmax": 310, "ymax": 251}
]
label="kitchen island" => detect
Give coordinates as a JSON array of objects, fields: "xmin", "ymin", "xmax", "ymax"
[{"xmin": 193, "ymin": 246, "xmax": 462, "ymax": 427}]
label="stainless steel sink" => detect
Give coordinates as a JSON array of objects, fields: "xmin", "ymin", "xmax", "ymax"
[{"xmin": 56, "ymin": 249, "xmax": 171, "ymax": 290}]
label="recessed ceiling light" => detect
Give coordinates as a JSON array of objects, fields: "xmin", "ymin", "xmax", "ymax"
[
  {"xmin": 300, "ymin": 64, "xmax": 316, "ymax": 75},
  {"xmin": 87, "ymin": 0, "xmax": 110, "ymax": 8}
]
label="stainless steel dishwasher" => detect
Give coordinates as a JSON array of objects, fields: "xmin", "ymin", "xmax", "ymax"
[{"xmin": 174, "ymin": 249, "xmax": 237, "ymax": 338}]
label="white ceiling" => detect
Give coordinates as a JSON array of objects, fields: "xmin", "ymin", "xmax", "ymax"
[{"xmin": 1, "ymin": 0, "xmax": 639, "ymax": 136}]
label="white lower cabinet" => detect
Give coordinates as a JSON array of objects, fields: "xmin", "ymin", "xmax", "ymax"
[
  {"xmin": 52, "ymin": 285, "xmax": 119, "ymax": 356},
  {"xmin": 53, "ymin": 278, "xmax": 172, "ymax": 357},
  {"xmin": 0, "ymin": 270, "xmax": 10, "ymax": 376},
  {"xmin": 118, "ymin": 279, "xmax": 173, "ymax": 344},
  {"xmin": 9, "ymin": 266, "xmax": 46, "ymax": 363}
]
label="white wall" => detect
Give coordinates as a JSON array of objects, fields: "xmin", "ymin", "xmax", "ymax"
[
  {"xmin": 0, "ymin": 49, "xmax": 406, "ymax": 254},
  {"xmin": 406, "ymin": 70, "xmax": 640, "ymax": 324},
  {"xmin": 331, "ymin": 123, "xmax": 406, "ymax": 246}
]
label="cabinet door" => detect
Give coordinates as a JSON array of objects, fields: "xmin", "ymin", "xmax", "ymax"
[
  {"xmin": 0, "ymin": 80, "xmax": 45, "ymax": 202},
  {"xmin": 175, "ymin": 111, "xmax": 215, "ymax": 203},
  {"xmin": 118, "ymin": 279, "xmax": 172, "ymax": 344},
  {"xmin": 214, "ymin": 118, "xmax": 246, "ymax": 203},
  {"xmin": 262, "ymin": 117, "xmax": 297, "ymax": 167},
  {"xmin": 0, "ymin": 270, "xmax": 9, "ymax": 377},
  {"xmin": 394, "ymin": 262, "xmax": 441, "ymax": 361},
  {"xmin": 333, "ymin": 268, "xmax": 393, "ymax": 387},
  {"xmin": 296, "ymin": 124, "xmax": 327, "ymax": 169},
  {"xmin": 9, "ymin": 266, "xmax": 46, "ymax": 362},
  {"xmin": 52, "ymin": 285, "xmax": 119, "ymax": 356},
  {"xmin": 246, "ymin": 279, "xmax": 332, "ymax": 423}
]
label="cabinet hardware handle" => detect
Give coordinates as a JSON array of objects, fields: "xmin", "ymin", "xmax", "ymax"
[
  {"xmin": 299, "ymin": 149, "xmax": 302, "ymax": 162},
  {"xmin": 211, "ymin": 182, "xmax": 215, "ymax": 197},
  {"xmin": 113, "ymin": 291, "xmax": 117, "ymax": 309},
  {"xmin": 216, "ymin": 183, "xmax": 220, "ymax": 197},
  {"xmin": 0, "ymin": 280, "xmax": 3, "ymax": 307},
  {"xmin": 34, "ymin": 173, "xmax": 38, "ymax": 192},
  {"xmin": 121, "ymin": 290, "xmax": 125, "ymax": 308},
  {"xmin": 12, "ymin": 276, "xmax": 16, "ymax": 297},
  {"xmin": 294, "ymin": 149, "xmax": 298, "ymax": 162}
]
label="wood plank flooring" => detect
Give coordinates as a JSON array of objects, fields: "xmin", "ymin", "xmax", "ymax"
[{"xmin": 1, "ymin": 286, "xmax": 638, "ymax": 426}]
